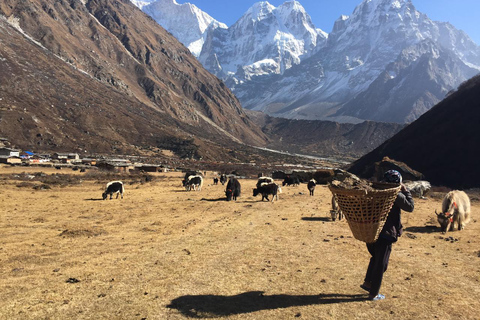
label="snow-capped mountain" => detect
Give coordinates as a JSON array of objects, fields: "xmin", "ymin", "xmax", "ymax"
[
  {"xmin": 136, "ymin": 0, "xmax": 480, "ymax": 124},
  {"xmin": 136, "ymin": 0, "xmax": 327, "ymax": 84},
  {"xmin": 234, "ymin": 0, "xmax": 480, "ymax": 123},
  {"xmin": 198, "ymin": 1, "xmax": 327, "ymax": 83},
  {"xmin": 130, "ymin": 0, "xmax": 155, "ymax": 10},
  {"xmin": 335, "ymin": 39, "xmax": 479, "ymax": 123},
  {"xmin": 140, "ymin": 0, "xmax": 227, "ymax": 57}
]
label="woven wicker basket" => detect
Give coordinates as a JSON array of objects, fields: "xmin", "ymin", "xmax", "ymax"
[{"xmin": 329, "ymin": 183, "xmax": 401, "ymax": 243}]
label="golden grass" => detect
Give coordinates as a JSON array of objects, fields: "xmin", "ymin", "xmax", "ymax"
[{"xmin": 0, "ymin": 166, "xmax": 479, "ymax": 319}]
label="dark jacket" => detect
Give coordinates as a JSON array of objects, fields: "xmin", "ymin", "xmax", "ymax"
[{"xmin": 380, "ymin": 189, "xmax": 414, "ymax": 242}]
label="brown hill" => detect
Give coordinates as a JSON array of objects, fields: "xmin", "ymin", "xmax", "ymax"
[
  {"xmin": 248, "ymin": 111, "xmax": 404, "ymax": 161},
  {"xmin": 348, "ymin": 74, "xmax": 480, "ymax": 189},
  {"xmin": 0, "ymin": 0, "xmax": 266, "ymax": 159}
]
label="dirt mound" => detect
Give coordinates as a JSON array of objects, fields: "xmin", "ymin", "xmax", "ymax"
[{"xmin": 59, "ymin": 228, "xmax": 107, "ymax": 238}]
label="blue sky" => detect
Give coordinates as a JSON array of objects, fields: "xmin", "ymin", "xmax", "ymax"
[{"xmin": 176, "ymin": 0, "xmax": 480, "ymax": 44}]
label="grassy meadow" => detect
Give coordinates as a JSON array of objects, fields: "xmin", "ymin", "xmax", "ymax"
[{"xmin": 0, "ymin": 166, "xmax": 479, "ymax": 319}]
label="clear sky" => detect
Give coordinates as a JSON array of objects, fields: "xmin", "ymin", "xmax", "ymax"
[{"xmin": 176, "ymin": 0, "xmax": 480, "ymax": 45}]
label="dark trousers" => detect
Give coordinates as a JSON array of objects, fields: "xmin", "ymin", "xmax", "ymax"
[{"xmin": 365, "ymin": 237, "xmax": 393, "ymax": 296}]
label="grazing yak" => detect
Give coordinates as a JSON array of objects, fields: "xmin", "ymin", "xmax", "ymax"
[
  {"xmin": 256, "ymin": 176, "xmax": 274, "ymax": 188},
  {"xmin": 436, "ymin": 190, "xmax": 471, "ymax": 233},
  {"xmin": 220, "ymin": 174, "xmax": 227, "ymax": 185},
  {"xmin": 282, "ymin": 175, "xmax": 300, "ymax": 186},
  {"xmin": 102, "ymin": 181, "xmax": 124, "ymax": 200},
  {"xmin": 185, "ymin": 175, "xmax": 203, "ymax": 191},
  {"xmin": 330, "ymin": 194, "xmax": 343, "ymax": 221},
  {"xmin": 182, "ymin": 171, "xmax": 201, "ymax": 187},
  {"xmin": 253, "ymin": 182, "xmax": 279, "ymax": 202},
  {"xmin": 307, "ymin": 179, "xmax": 316, "ymax": 196},
  {"xmin": 226, "ymin": 177, "xmax": 241, "ymax": 201},
  {"xmin": 213, "ymin": 177, "xmax": 219, "ymax": 185}
]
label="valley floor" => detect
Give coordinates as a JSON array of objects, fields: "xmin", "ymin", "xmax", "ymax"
[{"xmin": 0, "ymin": 167, "xmax": 479, "ymax": 319}]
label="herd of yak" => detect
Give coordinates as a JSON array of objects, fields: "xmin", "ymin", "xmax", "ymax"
[{"xmin": 101, "ymin": 171, "xmax": 472, "ymax": 235}]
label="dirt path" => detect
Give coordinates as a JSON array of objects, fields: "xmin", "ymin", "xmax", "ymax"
[{"xmin": 0, "ymin": 168, "xmax": 479, "ymax": 319}]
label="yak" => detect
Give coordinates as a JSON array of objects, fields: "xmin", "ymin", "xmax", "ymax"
[
  {"xmin": 185, "ymin": 175, "xmax": 203, "ymax": 191},
  {"xmin": 436, "ymin": 190, "xmax": 471, "ymax": 233},
  {"xmin": 102, "ymin": 181, "xmax": 124, "ymax": 200},
  {"xmin": 307, "ymin": 179, "xmax": 316, "ymax": 196},
  {"xmin": 253, "ymin": 182, "xmax": 279, "ymax": 202},
  {"xmin": 225, "ymin": 178, "xmax": 241, "ymax": 201},
  {"xmin": 330, "ymin": 194, "xmax": 343, "ymax": 221}
]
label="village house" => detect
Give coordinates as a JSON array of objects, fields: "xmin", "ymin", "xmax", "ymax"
[
  {"xmin": 52, "ymin": 153, "xmax": 80, "ymax": 163},
  {"xmin": 131, "ymin": 164, "xmax": 168, "ymax": 173},
  {"xmin": 81, "ymin": 158, "xmax": 97, "ymax": 166},
  {"xmin": 96, "ymin": 159, "xmax": 133, "ymax": 172},
  {"xmin": 0, "ymin": 147, "xmax": 22, "ymax": 164},
  {"xmin": 28, "ymin": 154, "xmax": 51, "ymax": 164},
  {"xmin": 0, "ymin": 147, "xmax": 20, "ymax": 157}
]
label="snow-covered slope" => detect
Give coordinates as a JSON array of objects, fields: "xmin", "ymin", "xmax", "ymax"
[
  {"xmin": 199, "ymin": 1, "xmax": 327, "ymax": 83},
  {"xmin": 234, "ymin": 0, "xmax": 480, "ymax": 123},
  {"xmin": 136, "ymin": 0, "xmax": 480, "ymax": 124},
  {"xmin": 135, "ymin": 0, "xmax": 327, "ymax": 83},
  {"xmin": 140, "ymin": 0, "xmax": 227, "ymax": 57},
  {"xmin": 130, "ymin": 0, "xmax": 155, "ymax": 10}
]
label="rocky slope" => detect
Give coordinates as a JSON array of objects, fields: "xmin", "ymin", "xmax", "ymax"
[
  {"xmin": 0, "ymin": 0, "xmax": 267, "ymax": 159},
  {"xmin": 247, "ymin": 111, "xmax": 404, "ymax": 161}
]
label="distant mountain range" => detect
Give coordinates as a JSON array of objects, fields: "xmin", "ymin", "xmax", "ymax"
[
  {"xmin": 0, "ymin": 0, "xmax": 400, "ymax": 162},
  {"xmin": 138, "ymin": 0, "xmax": 480, "ymax": 124}
]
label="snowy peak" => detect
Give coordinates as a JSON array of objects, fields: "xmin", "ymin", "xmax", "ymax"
[
  {"xmin": 130, "ymin": 0, "xmax": 156, "ymax": 10},
  {"xmin": 354, "ymin": 0, "xmax": 409, "ymax": 15},
  {"xmin": 203, "ymin": 1, "xmax": 327, "ymax": 77},
  {"xmin": 276, "ymin": 1, "xmax": 317, "ymax": 36},
  {"xmin": 331, "ymin": 0, "xmax": 480, "ymax": 67},
  {"xmin": 139, "ymin": 0, "xmax": 227, "ymax": 56},
  {"xmin": 246, "ymin": 1, "xmax": 276, "ymax": 20},
  {"xmin": 137, "ymin": 0, "xmax": 327, "ymax": 79},
  {"xmin": 231, "ymin": 0, "xmax": 480, "ymax": 124}
]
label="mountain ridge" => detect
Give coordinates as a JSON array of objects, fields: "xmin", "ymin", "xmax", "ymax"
[
  {"xmin": 138, "ymin": 0, "xmax": 480, "ymax": 124},
  {"xmin": 0, "ymin": 0, "xmax": 401, "ymax": 163},
  {"xmin": 0, "ymin": 0, "xmax": 267, "ymax": 159}
]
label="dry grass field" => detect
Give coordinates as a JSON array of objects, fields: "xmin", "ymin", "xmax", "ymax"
[{"xmin": 0, "ymin": 165, "xmax": 479, "ymax": 320}]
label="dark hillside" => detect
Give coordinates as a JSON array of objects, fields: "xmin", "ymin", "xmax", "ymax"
[{"xmin": 348, "ymin": 74, "xmax": 480, "ymax": 189}]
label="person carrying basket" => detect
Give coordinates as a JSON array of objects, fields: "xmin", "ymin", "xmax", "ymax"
[{"xmin": 360, "ymin": 170, "xmax": 414, "ymax": 301}]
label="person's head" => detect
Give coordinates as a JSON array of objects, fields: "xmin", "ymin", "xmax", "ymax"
[{"xmin": 383, "ymin": 170, "xmax": 402, "ymax": 184}]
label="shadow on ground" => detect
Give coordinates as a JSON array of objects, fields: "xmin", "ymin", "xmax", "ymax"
[
  {"xmin": 301, "ymin": 217, "xmax": 331, "ymax": 222},
  {"xmin": 201, "ymin": 197, "xmax": 227, "ymax": 202},
  {"xmin": 404, "ymin": 225, "xmax": 439, "ymax": 234},
  {"xmin": 84, "ymin": 198, "xmax": 104, "ymax": 201},
  {"xmin": 167, "ymin": 291, "xmax": 366, "ymax": 318}
]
